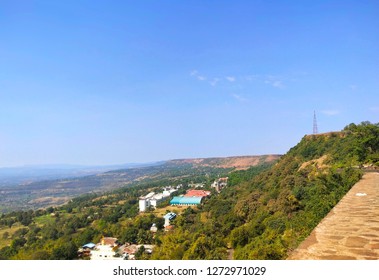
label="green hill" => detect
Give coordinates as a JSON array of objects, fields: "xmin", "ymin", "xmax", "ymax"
[{"xmin": 152, "ymin": 121, "xmax": 379, "ymax": 259}]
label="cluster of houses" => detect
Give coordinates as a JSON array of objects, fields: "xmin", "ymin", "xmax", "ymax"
[
  {"xmin": 79, "ymin": 237, "xmax": 154, "ymax": 260},
  {"xmin": 170, "ymin": 189, "xmax": 211, "ymax": 206},
  {"xmin": 211, "ymin": 177, "xmax": 228, "ymax": 192},
  {"xmin": 138, "ymin": 188, "xmax": 212, "ymax": 212},
  {"xmin": 80, "ymin": 211, "xmax": 179, "ymax": 260},
  {"xmin": 80, "ymin": 178, "xmax": 229, "ymax": 260},
  {"xmin": 149, "ymin": 212, "xmax": 177, "ymax": 233},
  {"xmin": 138, "ymin": 178, "xmax": 228, "ymax": 212}
]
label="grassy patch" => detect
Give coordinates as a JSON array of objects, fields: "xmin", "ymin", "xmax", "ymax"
[
  {"xmin": 34, "ymin": 214, "xmax": 55, "ymax": 226},
  {"xmin": 0, "ymin": 224, "xmax": 28, "ymax": 249},
  {"xmin": 200, "ymin": 212, "xmax": 208, "ymax": 223},
  {"xmin": 152, "ymin": 205, "xmax": 190, "ymax": 217}
]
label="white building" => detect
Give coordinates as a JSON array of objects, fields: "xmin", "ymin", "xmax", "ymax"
[
  {"xmin": 139, "ymin": 192, "xmax": 155, "ymax": 212},
  {"xmin": 211, "ymin": 177, "xmax": 228, "ymax": 192},
  {"xmin": 164, "ymin": 212, "xmax": 177, "ymax": 228},
  {"xmin": 90, "ymin": 237, "xmax": 126, "ymax": 260},
  {"xmin": 138, "ymin": 187, "xmax": 179, "ymax": 212},
  {"xmin": 150, "ymin": 223, "xmax": 158, "ymax": 233},
  {"xmin": 90, "ymin": 244, "xmax": 119, "ymax": 260},
  {"xmin": 139, "ymin": 199, "xmax": 148, "ymax": 212}
]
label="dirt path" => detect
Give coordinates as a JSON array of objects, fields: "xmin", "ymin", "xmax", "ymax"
[
  {"xmin": 288, "ymin": 172, "xmax": 379, "ymax": 260},
  {"xmin": 227, "ymin": 248, "xmax": 234, "ymax": 260}
]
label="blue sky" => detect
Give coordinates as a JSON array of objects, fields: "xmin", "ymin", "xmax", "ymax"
[{"xmin": 1, "ymin": 0, "xmax": 378, "ymax": 167}]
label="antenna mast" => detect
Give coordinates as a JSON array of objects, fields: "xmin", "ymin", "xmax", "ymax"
[{"xmin": 313, "ymin": 111, "xmax": 318, "ymax": 134}]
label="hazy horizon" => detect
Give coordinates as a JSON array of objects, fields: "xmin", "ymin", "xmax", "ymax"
[{"xmin": 0, "ymin": 153, "xmax": 281, "ymax": 169}]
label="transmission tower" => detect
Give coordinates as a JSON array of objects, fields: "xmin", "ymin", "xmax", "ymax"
[{"xmin": 313, "ymin": 111, "xmax": 318, "ymax": 134}]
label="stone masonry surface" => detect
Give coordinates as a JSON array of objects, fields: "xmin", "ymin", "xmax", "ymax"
[{"xmin": 288, "ymin": 172, "xmax": 379, "ymax": 260}]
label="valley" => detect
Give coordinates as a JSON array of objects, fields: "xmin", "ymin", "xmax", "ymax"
[{"xmin": 0, "ymin": 155, "xmax": 279, "ymax": 213}]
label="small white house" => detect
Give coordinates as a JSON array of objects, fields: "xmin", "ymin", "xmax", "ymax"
[
  {"xmin": 90, "ymin": 237, "xmax": 125, "ymax": 260},
  {"xmin": 150, "ymin": 223, "xmax": 158, "ymax": 233},
  {"xmin": 90, "ymin": 244, "xmax": 119, "ymax": 260}
]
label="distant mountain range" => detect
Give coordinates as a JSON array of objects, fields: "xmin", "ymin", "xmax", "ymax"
[
  {"xmin": 0, "ymin": 162, "xmax": 161, "ymax": 187},
  {"xmin": 168, "ymin": 155, "xmax": 280, "ymax": 170}
]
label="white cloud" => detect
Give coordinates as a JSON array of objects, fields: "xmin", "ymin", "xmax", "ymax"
[
  {"xmin": 349, "ymin": 84, "xmax": 358, "ymax": 91},
  {"xmin": 272, "ymin": 80, "xmax": 285, "ymax": 89},
  {"xmin": 264, "ymin": 79, "xmax": 285, "ymax": 89},
  {"xmin": 190, "ymin": 71, "xmax": 295, "ymax": 91},
  {"xmin": 226, "ymin": 76, "xmax": 236, "ymax": 82},
  {"xmin": 244, "ymin": 75, "xmax": 259, "ymax": 81},
  {"xmin": 321, "ymin": 110, "xmax": 341, "ymax": 116},
  {"xmin": 232, "ymin": 94, "xmax": 248, "ymax": 102},
  {"xmin": 209, "ymin": 78, "xmax": 220, "ymax": 86},
  {"xmin": 190, "ymin": 70, "xmax": 207, "ymax": 81},
  {"xmin": 370, "ymin": 106, "xmax": 379, "ymax": 112}
]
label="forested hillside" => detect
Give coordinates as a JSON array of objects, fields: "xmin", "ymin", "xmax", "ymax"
[
  {"xmin": 152, "ymin": 122, "xmax": 379, "ymax": 259},
  {"xmin": 0, "ymin": 122, "xmax": 378, "ymax": 260}
]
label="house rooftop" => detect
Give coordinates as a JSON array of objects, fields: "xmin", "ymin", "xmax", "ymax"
[
  {"xmin": 170, "ymin": 196, "xmax": 203, "ymax": 205},
  {"xmin": 82, "ymin": 242, "xmax": 96, "ymax": 249},
  {"xmin": 185, "ymin": 190, "xmax": 211, "ymax": 197},
  {"xmin": 164, "ymin": 212, "xmax": 177, "ymax": 220},
  {"xmin": 100, "ymin": 237, "xmax": 118, "ymax": 246}
]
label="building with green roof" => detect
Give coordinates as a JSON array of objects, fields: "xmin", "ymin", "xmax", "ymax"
[{"xmin": 170, "ymin": 196, "xmax": 203, "ymax": 206}]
